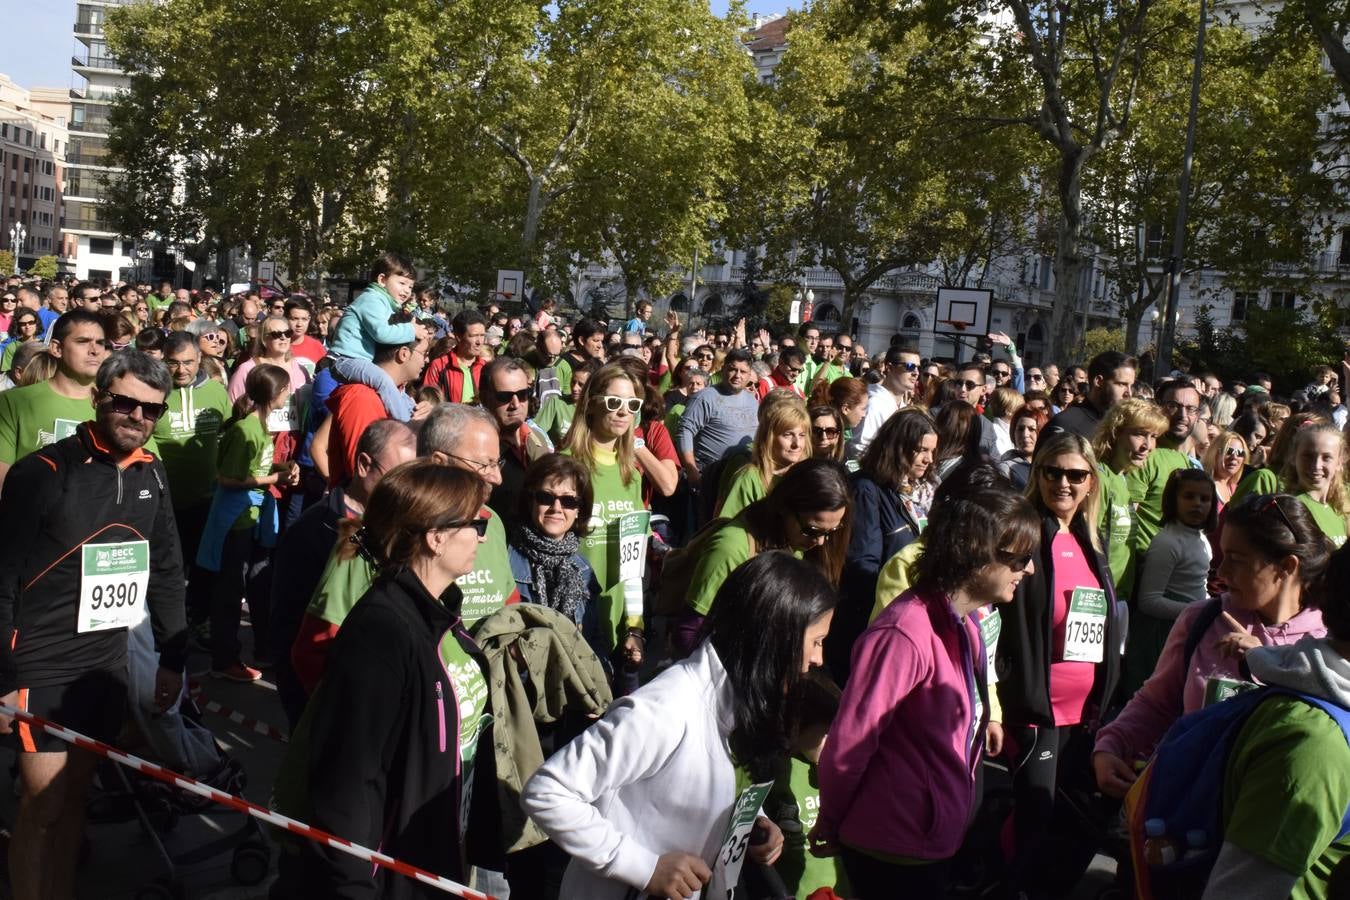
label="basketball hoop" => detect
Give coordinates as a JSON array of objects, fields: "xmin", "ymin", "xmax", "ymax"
[{"xmin": 938, "ymin": 319, "xmax": 968, "ymax": 332}]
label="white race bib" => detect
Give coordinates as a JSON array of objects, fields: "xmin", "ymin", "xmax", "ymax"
[
  {"xmin": 266, "ymin": 395, "xmax": 299, "ymax": 433},
  {"xmin": 77, "ymin": 541, "xmax": 150, "ymax": 633},
  {"xmin": 707, "ymin": 781, "xmax": 774, "ymax": 899},
  {"xmin": 617, "ymin": 510, "xmax": 650, "ymax": 621},
  {"xmin": 1062, "ymin": 586, "xmax": 1108, "ymax": 663}
]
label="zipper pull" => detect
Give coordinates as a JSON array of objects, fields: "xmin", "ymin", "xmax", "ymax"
[{"xmin": 435, "ymin": 681, "xmax": 443, "ymax": 700}]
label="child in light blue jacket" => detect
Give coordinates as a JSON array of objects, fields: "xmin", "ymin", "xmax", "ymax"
[{"xmin": 326, "ymin": 251, "xmax": 424, "ymax": 420}]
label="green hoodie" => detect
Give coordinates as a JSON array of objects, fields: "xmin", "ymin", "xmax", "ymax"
[{"xmin": 154, "ymin": 376, "xmax": 232, "ymax": 509}]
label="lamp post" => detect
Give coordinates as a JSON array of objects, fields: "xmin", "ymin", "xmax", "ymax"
[{"xmin": 8, "ymin": 224, "xmax": 26, "ymax": 276}]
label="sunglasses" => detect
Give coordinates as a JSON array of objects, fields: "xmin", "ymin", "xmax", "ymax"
[
  {"xmin": 695, "ymin": 353, "xmax": 714, "ymax": 361},
  {"xmin": 994, "ymin": 369, "xmax": 1011, "ymax": 378},
  {"xmin": 1255, "ymin": 494, "xmax": 1297, "ymax": 534},
  {"xmin": 1029, "ymin": 374, "xmax": 1045, "ymax": 382},
  {"xmin": 1040, "ymin": 465, "xmax": 1092, "ymax": 485},
  {"xmin": 440, "ymin": 516, "xmax": 490, "ymax": 538},
  {"xmin": 795, "ymin": 514, "xmax": 843, "ymax": 539},
  {"xmin": 265, "ymin": 330, "xmax": 292, "ymax": 340},
  {"xmin": 533, "ymin": 490, "xmax": 581, "ymax": 510},
  {"xmin": 1224, "ymin": 447, "xmax": 1247, "ymax": 459},
  {"xmin": 812, "ymin": 426, "xmax": 840, "ymax": 439},
  {"xmin": 997, "ymin": 549, "xmax": 1035, "ymax": 571},
  {"xmin": 201, "ymin": 333, "xmax": 224, "ymax": 341},
  {"xmin": 100, "ymin": 390, "xmax": 169, "ymax": 422},
  {"xmin": 492, "ymin": 387, "xmax": 532, "ymax": 404},
  {"xmin": 960, "ymin": 380, "xmax": 982, "ymax": 391},
  {"xmin": 600, "ymin": 395, "xmax": 643, "ymax": 414},
  {"xmin": 894, "ymin": 362, "xmax": 919, "ymax": 373}
]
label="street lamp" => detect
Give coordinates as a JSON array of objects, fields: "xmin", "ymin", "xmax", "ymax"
[{"xmin": 8, "ymin": 223, "xmax": 26, "ymax": 276}]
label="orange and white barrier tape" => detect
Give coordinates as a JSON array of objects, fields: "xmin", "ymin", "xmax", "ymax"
[{"xmin": 0, "ymin": 702, "xmax": 495, "ymax": 899}]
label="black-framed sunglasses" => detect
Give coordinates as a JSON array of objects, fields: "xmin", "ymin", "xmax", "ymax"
[
  {"xmin": 812, "ymin": 425, "xmax": 840, "ymax": 439},
  {"xmin": 960, "ymin": 380, "xmax": 982, "ymax": 391},
  {"xmin": 534, "ymin": 489, "xmax": 581, "ymax": 510},
  {"xmin": 894, "ymin": 361, "xmax": 920, "ymax": 373},
  {"xmin": 265, "ymin": 330, "xmax": 292, "ymax": 340},
  {"xmin": 600, "ymin": 395, "xmax": 643, "ymax": 414},
  {"xmin": 492, "ymin": 387, "xmax": 532, "ymax": 404},
  {"xmin": 795, "ymin": 513, "xmax": 843, "ymax": 539},
  {"xmin": 100, "ymin": 390, "xmax": 169, "ymax": 422},
  {"xmin": 996, "ymin": 549, "xmax": 1035, "ymax": 571},
  {"xmin": 1252, "ymin": 493, "xmax": 1297, "ymax": 534},
  {"xmin": 439, "ymin": 516, "xmax": 489, "ymax": 538},
  {"xmin": 1040, "ymin": 465, "xmax": 1092, "ymax": 485}
]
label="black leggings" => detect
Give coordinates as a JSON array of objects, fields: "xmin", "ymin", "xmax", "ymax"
[
  {"xmin": 210, "ymin": 529, "xmax": 271, "ymax": 669},
  {"xmin": 1005, "ymin": 723, "xmax": 1090, "ymax": 893},
  {"xmin": 840, "ymin": 846, "xmax": 951, "ymax": 899}
]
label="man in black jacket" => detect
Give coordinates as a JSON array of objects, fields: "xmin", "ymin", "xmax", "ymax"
[
  {"xmin": 0, "ymin": 350, "xmax": 187, "ymax": 900},
  {"xmin": 1040, "ymin": 351, "xmax": 1137, "ymax": 444}
]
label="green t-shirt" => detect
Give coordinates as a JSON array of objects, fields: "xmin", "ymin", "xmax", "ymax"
[
  {"xmin": 814, "ymin": 361, "xmax": 848, "ymax": 387},
  {"xmin": 773, "ymin": 756, "xmax": 846, "ymax": 897},
  {"xmin": 1126, "ymin": 447, "xmax": 1191, "ymax": 555},
  {"xmin": 1098, "ymin": 464, "xmax": 1136, "ymax": 599},
  {"xmin": 455, "ymin": 508, "xmax": 516, "ymax": 624},
  {"xmin": 0, "ymin": 339, "xmax": 31, "ymax": 372},
  {"xmin": 1231, "ymin": 467, "xmax": 1282, "ymax": 506},
  {"xmin": 0, "ymin": 380, "xmax": 94, "ymax": 465},
  {"xmin": 534, "ymin": 396, "xmax": 576, "ymax": 447},
  {"xmin": 555, "ymin": 357, "xmax": 573, "ymax": 398},
  {"xmin": 717, "ymin": 464, "xmax": 770, "ymax": 520},
  {"xmin": 795, "ymin": 357, "xmax": 820, "ymax": 394},
  {"xmin": 153, "ymin": 380, "xmax": 232, "ymax": 508},
  {"xmin": 572, "ymin": 455, "xmax": 645, "ymax": 648},
  {"xmin": 217, "ymin": 414, "xmax": 273, "ymax": 530},
  {"xmin": 438, "ymin": 631, "xmax": 492, "ymax": 835},
  {"xmin": 307, "ymin": 548, "xmax": 375, "ymax": 627},
  {"xmin": 687, "ymin": 515, "xmax": 784, "ymax": 616},
  {"xmin": 1224, "ymin": 695, "xmax": 1350, "ymax": 899},
  {"xmin": 1297, "ymin": 493, "xmax": 1348, "ymax": 548}
]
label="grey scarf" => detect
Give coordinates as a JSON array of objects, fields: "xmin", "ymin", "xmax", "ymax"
[{"xmin": 513, "ymin": 524, "xmax": 588, "ymax": 623}]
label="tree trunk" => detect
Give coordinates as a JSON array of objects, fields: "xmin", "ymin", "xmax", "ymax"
[
  {"xmin": 1050, "ymin": 149, "xmax": 1091, "ymax": 364},
  {"xmin": 521, "ymin": 175, "xmax": 545, "ymax": 278},
  {"xmin": 1124, "ymin": 311, "xmax": 1143, "ymax": 355}
]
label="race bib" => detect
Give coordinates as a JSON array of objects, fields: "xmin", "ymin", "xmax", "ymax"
[
  {"xmin": 978, "ymin": 606, "xmax": 1002, "ymax": 684},
  {"xmin": 77, "ymin": 541, "xmax": 150, "ymax": 633},
  {"xmin": 707, "ymin": 781, "xmax": 774, "ymax": 899},
  {"xmin": 1062, "ymin": 587, "xmax": 1108, "ymax": 663},
  {"xmin": 617, "ymin": 510, "xmax": 650, "ymax": 620},
  {"xmin": 266, "ymin": 395, "xmax": 299, "ymax": 433}
]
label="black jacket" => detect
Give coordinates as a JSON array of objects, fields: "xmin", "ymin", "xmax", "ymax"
[
  {"xmin": 995, "ymin": 512, "xmax": 1125, "ymax": 729},
  {"xmin": 284, "ymin": 568, "xmax": 494, "ymax": 899},
  {"xmin": 1039, "ymin": 399, "xmax": 1106, "ymax": 446},
  {"xmin": 0, "ymin": 422, "xmax": 186, "ymax": 693}
]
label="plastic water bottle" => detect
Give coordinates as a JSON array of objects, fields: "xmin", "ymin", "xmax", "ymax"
[
  {"xmin": 1143, "ymin": 818, "xmax": 1178, "ymax": 866},
  {"xmin": 1184, "ymin": 829, "xmax": 1209, "ymax": 859}
]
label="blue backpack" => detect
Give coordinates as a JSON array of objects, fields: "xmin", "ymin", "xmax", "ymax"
[{"xmin": 1124, "ymin": 686, "xmax": 1350, "ymax": 899}]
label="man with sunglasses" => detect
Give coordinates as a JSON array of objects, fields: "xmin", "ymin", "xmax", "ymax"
[
  {"xmin": 676, "ymin": 349, "xmax": 759, "ymax": 495},
  {"xmin": 1041, "ymin": 351, "xmax": 1137, "ymax": 445},
  {"xmin": 480, "ymin": 357, "xmax": 554, "ymax": 529},
  {"xmin": 0, "ymin": 310, "xmax": 109, "ymax": 494},
  {"xmin": 1127, "ymin": 379, "xmax": 1203, "ymax": 556},
  {"xmin": 769, "ymin": 346, "xmax": 808, "ymax": 398},
  {"xmin": 0, "ymin": 350, "xmax": 188, "ymax": 900},
  {"xmin": 322, "ymin": 333, "xmax": 432, "ymax": 488},
  {"xmin": 850, "ymin": 344, "xmax": 921, "ymax": 457}
]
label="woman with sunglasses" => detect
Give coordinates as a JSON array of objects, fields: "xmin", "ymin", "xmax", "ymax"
[
  {"xmin": 0, "ymin": 293, "xmax": 16, "ymax": 333},
  {"xmin": 1092, "ymin": 494, "xmax": 1329, "ymax": 800},
  {"xmin": 274, "ymin": 462, "xmax": 495, "ymax": 897},
  {"xmin": 832, "ymin": 409, "xmax": 937, "ymax": 682},
  {"xmin": 716, "ymin": 395, "xmax": 811, "ymax": 518},
  {"xmin": 996, "ymin": 432, "xmax": 1124, "ymax": 898},
  {"xmin": 508, "ymin": 454, "xmax": 603, "ymax": 651},
  {"xmin": 1204, "ymin": 430, "xmax": 1250, "ymax": 509},
  {"xmin": 227, "ymin": 314, "xmax": 310, "ymax": 403},
  {"xmin": 810, "ymin": 376, "xmax": 868, "ymax": 464},
  {"xmin": 0, "ymin": 309, "xmax": 41, "ymax": 373},
  {"xmin": 812, "ymin": 466, "xmax": 1039, "ymax": 897},
  {"xmin": 562, "ymin": 362, "xmax": 652, "ymax": 670},
  {"xmin": 809, "ymin": 405, "xmax": 845, "ymax": 462}
]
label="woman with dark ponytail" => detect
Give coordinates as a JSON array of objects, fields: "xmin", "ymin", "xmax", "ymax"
[{"xmin": 523, "ymin": 551, "xmax": 835, "ymax": 900}]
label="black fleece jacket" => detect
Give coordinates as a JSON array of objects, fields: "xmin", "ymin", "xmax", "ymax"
[{"xmin": 995, "ymin": 512, "xmax": 1126, "ymax": 729}]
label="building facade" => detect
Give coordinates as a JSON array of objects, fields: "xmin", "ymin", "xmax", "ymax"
[{"xmin": 0, "ymin": 75, "xmax": 71, "ymax": 273}]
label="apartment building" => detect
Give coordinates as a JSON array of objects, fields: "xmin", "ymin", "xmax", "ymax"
[{"xmin": 0, "ymin": 74, "xmax": 70, "ymax": 272}]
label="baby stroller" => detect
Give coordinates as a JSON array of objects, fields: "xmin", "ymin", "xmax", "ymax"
[{"xmin": 84, "ymin": 618, "xmax": 270, "ymax": 900}]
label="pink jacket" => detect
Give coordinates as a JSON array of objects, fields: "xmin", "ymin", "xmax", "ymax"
[
  {"xmin": 816, "ymin": 588, "xmax": 986, "ymax": 860},
  {"xmin": 1094, "ymin": 594, "xmax": 1325, "ymax": 762}
]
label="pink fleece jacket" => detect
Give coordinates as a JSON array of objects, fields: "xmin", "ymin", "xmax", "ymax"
[
  {"xmin": 816, "ymin": 588, "xmax": 986, "ymax": 861},
  {"xmin": 1094, "ymin": 594, "xmax": 1325, "ymax": 762}
]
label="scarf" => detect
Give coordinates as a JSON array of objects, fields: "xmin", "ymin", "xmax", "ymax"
[{"xmin": 513, "ymin": 524, "xmax": 588, "ymax": 623}]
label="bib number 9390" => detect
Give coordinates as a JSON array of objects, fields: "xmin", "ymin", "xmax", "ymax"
[{"xmin": 77, "ymin": 540, "xmax": 150, "ymax": 633}]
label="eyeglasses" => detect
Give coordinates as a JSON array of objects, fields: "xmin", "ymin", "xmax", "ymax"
[
  {"xmin": 695, "ymin": 353, "xmax": 714, "ymax": 361},
  {"xmin": 812, "ymin": 426, "xmax": 840, "ymax": 439},
  {"xmin": 439, "ymin": 516, "xmax": 490, "ymax": 538},
  {"xmin": 492, "ymin": 387, "xmax": 532, "ymax": 404},
  {"xmin": 265, "ymin": 330, "xmax": 291, "ymax": 340},
  {"xmin": 100, "ymin": 390, "xmax": 169, "ymax": 422},
  {"xmin": 893, "ymin": 362, "xmax": 919, "ymax": 373},
  {"xmin": 600, "ymin": 395, "xmax": 643, "ymax": 414},
  {"xmin": 960, "ymin": 380, "xmax": 982, "ymax": 391},
  {"xmin": 1224, "ymin": 447, "xmax": 1247, "ymax": 459},
  {"xmin": 533, "ymin": 489, "xmax": 581, "ymax": 510},
  {"xmin": 446, "ymin": 453, "xmax": 505, "ymax": 476},
  {"xmin": 1040, "ymin": 465, "xmax": 1092, "ymax": 485},
  {"xmin": 1162, "ymin": 401, "xmax": 1200, "ymax": 417},
  {"xmin": 1029, "ymin": 374, "xmax": 1045, "ymax": 382},
  {"xmin": 785, "ymin": 365, "xmax": 803, "ymax": 378},
  {"xmin": 0, "ymin": 297, "xmax": 15, "ymax": 304},
  {"xmin": 993, "ymin": 369, "xmax": 1011, "ymax": 378},
  {"xmin": 795, "ymin": 513, "xmax": 844, "ymax": 539},
  {"xmin": 996, "ymin": 549, "xmax": 1035, "ymax": 571}
]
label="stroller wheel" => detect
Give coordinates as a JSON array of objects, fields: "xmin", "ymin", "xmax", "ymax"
[
  {"xmin": 135, "ymin": 877, "xmax": 184, "ymax": 900},
  {"xmin": 232, "ymin": 841, "xmax": 271, "ymax": 886}
]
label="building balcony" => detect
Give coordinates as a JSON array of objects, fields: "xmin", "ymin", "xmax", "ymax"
[
  {"xmin": 66, "ymin": 151, "xmax": 115, "ymax": 167},
  {"xmin": 68, "ymin": 87, "xmax": 120, "ymax": 104},
  {"xmin": 69, "ymin": 119, "xmax": 111, "ymax": 136},
  {"xmin": 73, "ymin": 55, "xmax": 124, "ymax": 73},
  {"xmin": 74, "ymin": 20, "xmax": 105, "ymax": 38}
]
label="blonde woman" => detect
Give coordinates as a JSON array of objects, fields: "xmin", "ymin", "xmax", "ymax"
[
  {"xmin": 562, "ymin": 362, "xmax": 650, "ymax": 670},
  {"xmin": 1279, "ymin": 422, "xmax": 1350, "ymax": 547},
  {"xmin": 1091, "ymin": 398, "xmax": 1169, "ymax": 597},
  {"xmin": 1203, "ymin": 430, "xmax": 1249, "ymax": 509},
  {"xmin": 717, "ymin": 397, "xmax": 812, "ymax": 518}
]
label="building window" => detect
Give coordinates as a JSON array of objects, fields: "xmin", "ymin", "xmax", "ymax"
[
  {"xmin": 1232, "ymin": 292, "xmax": 1256, "ymax": 321},
  {"xmin": 1270, "ymin": 290, "xmax": 1297, "ymax": 310},
  {"xmin": 90, "ymin": 237, "xmax": 115, "ymax": 255}
]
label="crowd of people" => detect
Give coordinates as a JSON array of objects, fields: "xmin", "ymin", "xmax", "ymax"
[{"xmin": 0, "ymin": 253, "xmax": 1347, "ymax": 900}]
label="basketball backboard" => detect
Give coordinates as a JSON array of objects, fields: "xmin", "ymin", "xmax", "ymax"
[
  {"xmin": 496, "ymin": 269, "xmax": 525, "ymax": 302},
  {"xmin": 934, "ymin": 286, "xmax": 992, "ymax": 338}
]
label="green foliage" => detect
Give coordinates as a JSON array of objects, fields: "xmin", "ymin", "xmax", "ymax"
[
  {"xmin": 1178, "ymin": 302, "xmax": 1344, "ymax": 392},
  {"xmin": 25, "ymin": 256, "xmax": 58, "ymax": 280},
  {"xmin": 0, "ymin": 252, "xmax": 13, "ymax": 278},
  {"xmin": 1081, "ymin": 326, "xmax": 1126, "ymax": 361}
]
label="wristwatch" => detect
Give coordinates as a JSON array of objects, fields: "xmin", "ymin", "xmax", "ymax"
[{"xmin": 634, "ymin": 437, "xmax": 646, "ymax": 450}]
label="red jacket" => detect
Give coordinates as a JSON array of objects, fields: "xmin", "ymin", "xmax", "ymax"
[{"xmin": 423, "ymin": 349, "xmax": 485, "ymax": 403}]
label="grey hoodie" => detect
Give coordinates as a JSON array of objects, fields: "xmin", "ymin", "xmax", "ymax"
[{"xmin": 1202, "ymin": 637, "xmax": 1350, "ymax": 900}]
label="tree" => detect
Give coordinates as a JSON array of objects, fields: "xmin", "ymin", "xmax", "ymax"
[
  {"xmin": 26, "ymin": 256, "xmax": 58, "ymax": 280},
  {"xmin": 1179, "ymin": 300, "xmax": 1343, "ymax": 391},
  {"xmin": 0, "ymin": 252, "xmax": 13, "ymax": 278},
  {"xmin": 736, "ymin": 1, "xmax": 1040, "ymax": 331},
  {"xmin": 1085, "ymin": 6, "xmax": 1338, "ymax": 353}
]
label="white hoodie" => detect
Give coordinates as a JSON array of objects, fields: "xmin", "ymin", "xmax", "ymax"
[{"xmin": 1202, "ymin": 637, "xmax": 1350, "ymax": 900}]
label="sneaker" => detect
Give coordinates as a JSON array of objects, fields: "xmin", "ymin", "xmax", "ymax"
[
  {"xmin": 210, "ymin": 662, "xmax": 262, "ymax": 683},
  {"xmin": 188, "ymin": 621, "xmax": 213, "ymax": 652}
]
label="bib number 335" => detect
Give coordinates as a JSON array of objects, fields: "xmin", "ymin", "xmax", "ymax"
[{"xmin": 77, "ymin": 540, "xmax": 150, "ymax": 633}]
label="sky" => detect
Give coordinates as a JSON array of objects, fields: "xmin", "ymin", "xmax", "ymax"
[{"xmin": 0, "ymin": 1, "xmax": 794, "ymax": 92}]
